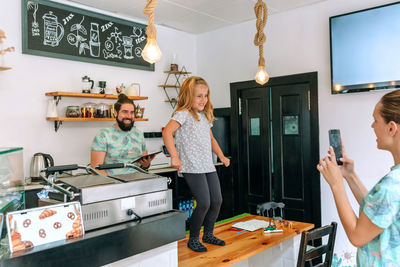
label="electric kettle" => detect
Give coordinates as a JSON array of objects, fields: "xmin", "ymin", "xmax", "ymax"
[{"xmin": 30, "ymin": 153, "xmax": 54, "ymax": 179}]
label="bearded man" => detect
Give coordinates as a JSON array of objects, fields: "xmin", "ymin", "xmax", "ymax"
[{"xmin": 91, "ymin": 94, "xmax": 154, "ymax": 175}]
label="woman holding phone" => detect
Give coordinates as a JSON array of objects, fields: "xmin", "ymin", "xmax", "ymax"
[{"xmin": 317, "ymin": 90, "xmax": 400, "ymax": 266}]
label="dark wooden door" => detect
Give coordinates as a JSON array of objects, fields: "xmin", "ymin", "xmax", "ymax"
[
  {"xmin": 230, "ymin": 72, "xmax": 320, "ymax": 227},
  {"xmin": 239, "ymin": 87, "xmax": 271, "ymax": 214},
  {"xmin": 271, "ymin": 84, "xmax": 314, "ymax": 223},
  {"xmin": 213, "ymin": 108, "xmax": 234, "ymax": 221}
]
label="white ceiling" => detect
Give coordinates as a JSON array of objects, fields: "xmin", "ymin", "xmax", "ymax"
[{"xmin": 68, "ymin": 0, "xmax": 328, "ymax": 34}]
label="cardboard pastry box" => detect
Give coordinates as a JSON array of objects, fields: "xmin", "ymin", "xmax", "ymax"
[{"xmin": 6, "ymin": 202, "xmax": 84, "ymax": 253}]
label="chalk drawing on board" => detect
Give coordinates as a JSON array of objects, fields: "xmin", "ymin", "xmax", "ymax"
[
  {"xmin": 66, "ymin": 16, "xmax": 89, "ymax": 55},
  {"xmin": 89, "ymin": 23, "xmax": 100, "ymax": 57},
  {"xmin": 42, "ymin": 11, "xmax": 64, "ymax": 47},
  {"xmin": 122, "ymin": 36, "xmax": 134, "ymax": 59},
  {"xmin": 62, "ymin": 13, "xmax": 74, "ymax": 25},
  {"xmin": 135, "ymin": 47, "xmax": 142, "ymax": 58},
  {"xmin": 67, "ymin": 16, "xmax": 87, "ymax": 47},
  {"xmin": 27, "ymin": 1, "xmax": 40, "ymax": 36},
  {"xmin": 132, "ymin": 27, "xmax": 142, "ymax": 38},
  {"xmin": 103, "ymin": 27, "xmax": 122, "ymax": 59}
]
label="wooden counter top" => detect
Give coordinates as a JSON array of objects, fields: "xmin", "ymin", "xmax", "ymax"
[{"xmin": 178, "ymin": 214, "xmax": 314, "ymax": 267}]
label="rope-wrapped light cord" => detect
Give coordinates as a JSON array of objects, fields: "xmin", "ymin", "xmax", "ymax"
[
  {"xmin": 254, "ymin": 0, "xmax": 268, "ymax": 67},
  {"xmin": 143, "ymin": 0, "xmax": 157, "ymax": 39}
]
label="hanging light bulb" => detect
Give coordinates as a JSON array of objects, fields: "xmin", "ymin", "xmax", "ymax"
[
  {"xmin": 255, "ymin": 66, "xmax": 269, "ymax": 85},
  {"xmin": 143, "ymin": 0, "xmax": 162, "ymax": 64},
  {"xmin": 253, "ymin": 0, "xmax": 269, "ymax": 85},
  {"xmin": 142, "ymin": 38, "xmax": 162, "ymax": 64}
]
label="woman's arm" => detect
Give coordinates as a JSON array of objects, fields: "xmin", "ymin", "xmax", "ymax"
[
  {"xmin": 90, "ymin": 150, "xmax": 107, "ymax": 175},
  {"xmin": 339, "ymin": 140, "xmax": 368, "ymax": 204},
  {"xmin": 318, "ymin": 147, "xmax": 384, "ymax": 247},
  {"xmin": 330, "ymin": 180, "xmax": 383, "ymax": 247},
  {"xmin": 343, "ymin": 172, "xmax": 369, "ymax": 204},
  {"xmin": 162, "ymin": 120, "xmax": 182, "ymax": 170},
  {"xmin": 210, "ymin": 129, "xmax": 230, "ymax": 167}
]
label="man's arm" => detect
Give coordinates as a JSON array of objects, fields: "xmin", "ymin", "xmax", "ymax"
[{"xmin": 91, "ymin": 150, "xmax": 107, "ymax": 175}]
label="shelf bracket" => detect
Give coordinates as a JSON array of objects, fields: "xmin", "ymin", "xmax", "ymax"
[
  {"xmin": 54, "ymin": 96, "xmax": 62, "ymax": 105},
  {"xmin": 54, "ymin": 121, "xmax": 62, "ymax": 132}
]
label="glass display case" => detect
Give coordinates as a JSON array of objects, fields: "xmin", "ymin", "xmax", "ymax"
[{"xmin": 0, "ymin": 147, "xmax": 25, "ymax": 256}]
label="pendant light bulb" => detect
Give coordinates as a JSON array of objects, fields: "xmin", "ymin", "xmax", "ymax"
[
  {"xmin": 142, "ymin": 38, "xmax": 162, "ymax": 64},
  {"xmin": 255, "ymin": 66, "xmax": 269, "ymax": 85}
]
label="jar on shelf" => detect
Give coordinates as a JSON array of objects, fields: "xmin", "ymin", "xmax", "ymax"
[
  {"xmin": 109, "ymin": 104, "xmax": 115, "ymax": 118},
  {"xmin": 66, "ymin": 106, "xmax": 80, "ymax": 118},
  {"xmin": 82, "ymin": 102, "xmax": 96, "ymax": 118},
  {"xmin": 95, "ymin": 103, "xmax": 109, "ymax": 118}
]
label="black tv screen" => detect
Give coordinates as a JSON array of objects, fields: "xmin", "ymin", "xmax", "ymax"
[{"xmin": 330, "ymin": 2, "xmax": 400, "ymax": 94}]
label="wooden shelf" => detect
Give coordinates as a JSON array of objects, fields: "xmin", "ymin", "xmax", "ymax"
[
  {"xmin": 0, "ymin": 66, "xmax": 12, "ymax": 71},
  {"xmin": 158, "ymin": 85, "xmax": 181, "ymax": 88},
  {"xmin": 46, "ymin": 91, "xmax": 149, "ymax": 131},
  {"xmin": 46, "ymin": 117, "xmax": 148, "ymax": 122},
  {"xmin": 45, "ymin": 91, "xmax": 148, "ymax": 100},
  {"xmin": 164, "ymin": 71, "xmax": 191, "ymax": 75}
]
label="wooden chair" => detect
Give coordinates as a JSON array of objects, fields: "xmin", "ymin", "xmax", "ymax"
[
  {"xmin": 297, "ymin": 222, "xmax": 337, "ymax": 267},
  {"xmin": 256, "ymin": 201, "xmax": 285, "ymax": 221}
]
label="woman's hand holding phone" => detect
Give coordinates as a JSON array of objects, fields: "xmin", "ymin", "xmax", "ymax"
[
  {"xmin": 317, "ymin": 147, "xmax": 343, "ymax": 188},
  {"xmin": 338, "ymin": 139, "xmax": 355, "ymax": 181}
]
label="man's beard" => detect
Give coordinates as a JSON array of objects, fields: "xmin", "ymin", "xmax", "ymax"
[{"xmin": 116, "ymin": 117, "xmax": 134, "ymax": 131}]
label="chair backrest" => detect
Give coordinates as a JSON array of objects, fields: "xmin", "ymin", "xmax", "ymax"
[
  {"xmin": 297, "ymin": 222, "xmax": 338, "ymax": 267},
  {"xmin": 256, "ymin": 201, "xmax": 285, "ymax": 221}
]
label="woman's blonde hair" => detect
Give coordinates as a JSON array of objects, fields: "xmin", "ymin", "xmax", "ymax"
[
  {"xmin": 380, "ymin": 90, "xmax": 400, "ymax": 124},
  {"xmin": 174, "ymin": 76, "xmax": 215, "ymax": 123}
]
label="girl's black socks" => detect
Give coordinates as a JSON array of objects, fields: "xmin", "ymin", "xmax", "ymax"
[
  {"xmin": 202, "ymin": 232, "xmax": 226, "ymax": 246},
  {"xmin": 187, "ymin": 237, "xmax": 207, "ymax": 252}
]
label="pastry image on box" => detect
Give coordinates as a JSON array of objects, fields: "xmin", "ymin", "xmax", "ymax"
[
  {"xmin": 39, "ymin": 209, "xmax": 57, "ymax": 219},
  {"xmin": 9, "ymin": 220, "xmax": 34, "ymax": 252},
  {"xmin": 66, "ymin": 205, "xmax": 83, "ymax": 239},
  {"xmin": 6, "ymin": 202, "xmax": 84, "ymax": 253}
]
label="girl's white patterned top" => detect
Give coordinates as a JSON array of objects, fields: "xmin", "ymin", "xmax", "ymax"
[{"xmin": 172, "ymin": 110, "xmax": 216, "ymax": 173}]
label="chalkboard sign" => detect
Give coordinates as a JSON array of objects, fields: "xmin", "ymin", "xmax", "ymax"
[{"xmin": 22, "ymin": 0, "xmax": 154, "ymax": 71}]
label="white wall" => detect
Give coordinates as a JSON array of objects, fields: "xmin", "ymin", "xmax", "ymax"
[
  {"xmin": 0, "ymin": 0, "xmax": 196, "ymax": 174},
  {"xmin": 196, "ymin": 0, "xmax": 395, "ymax": 262}
]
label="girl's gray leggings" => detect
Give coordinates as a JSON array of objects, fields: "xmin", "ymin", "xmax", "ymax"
[{"xmin": 183, "ymin": 172, "xmax": 223, "ymax": 238}]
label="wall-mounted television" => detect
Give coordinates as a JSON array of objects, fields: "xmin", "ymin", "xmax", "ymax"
[{"xmin": 330, "ymin": 2, "xmax": 400, "ymax": 94}]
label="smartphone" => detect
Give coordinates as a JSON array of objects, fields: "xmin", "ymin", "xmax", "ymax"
[{"xmin": 328, "ymin": 129, "xmax": 343, "ymax": 165}]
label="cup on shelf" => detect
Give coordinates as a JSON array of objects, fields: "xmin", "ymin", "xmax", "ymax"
[{"xmin": 46, "ymin": 99, "xmax": 58, "ymax": 118}]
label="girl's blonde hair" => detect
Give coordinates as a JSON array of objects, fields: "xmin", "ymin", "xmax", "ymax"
[{"xmin": 175, "ymin": 76, "xmax": 215, "ymax": 123}]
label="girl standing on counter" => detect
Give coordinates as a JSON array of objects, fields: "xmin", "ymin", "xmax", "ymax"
[{"xmin": 163, "ymin": 76, "xmax": 230, "ymax": 252}]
